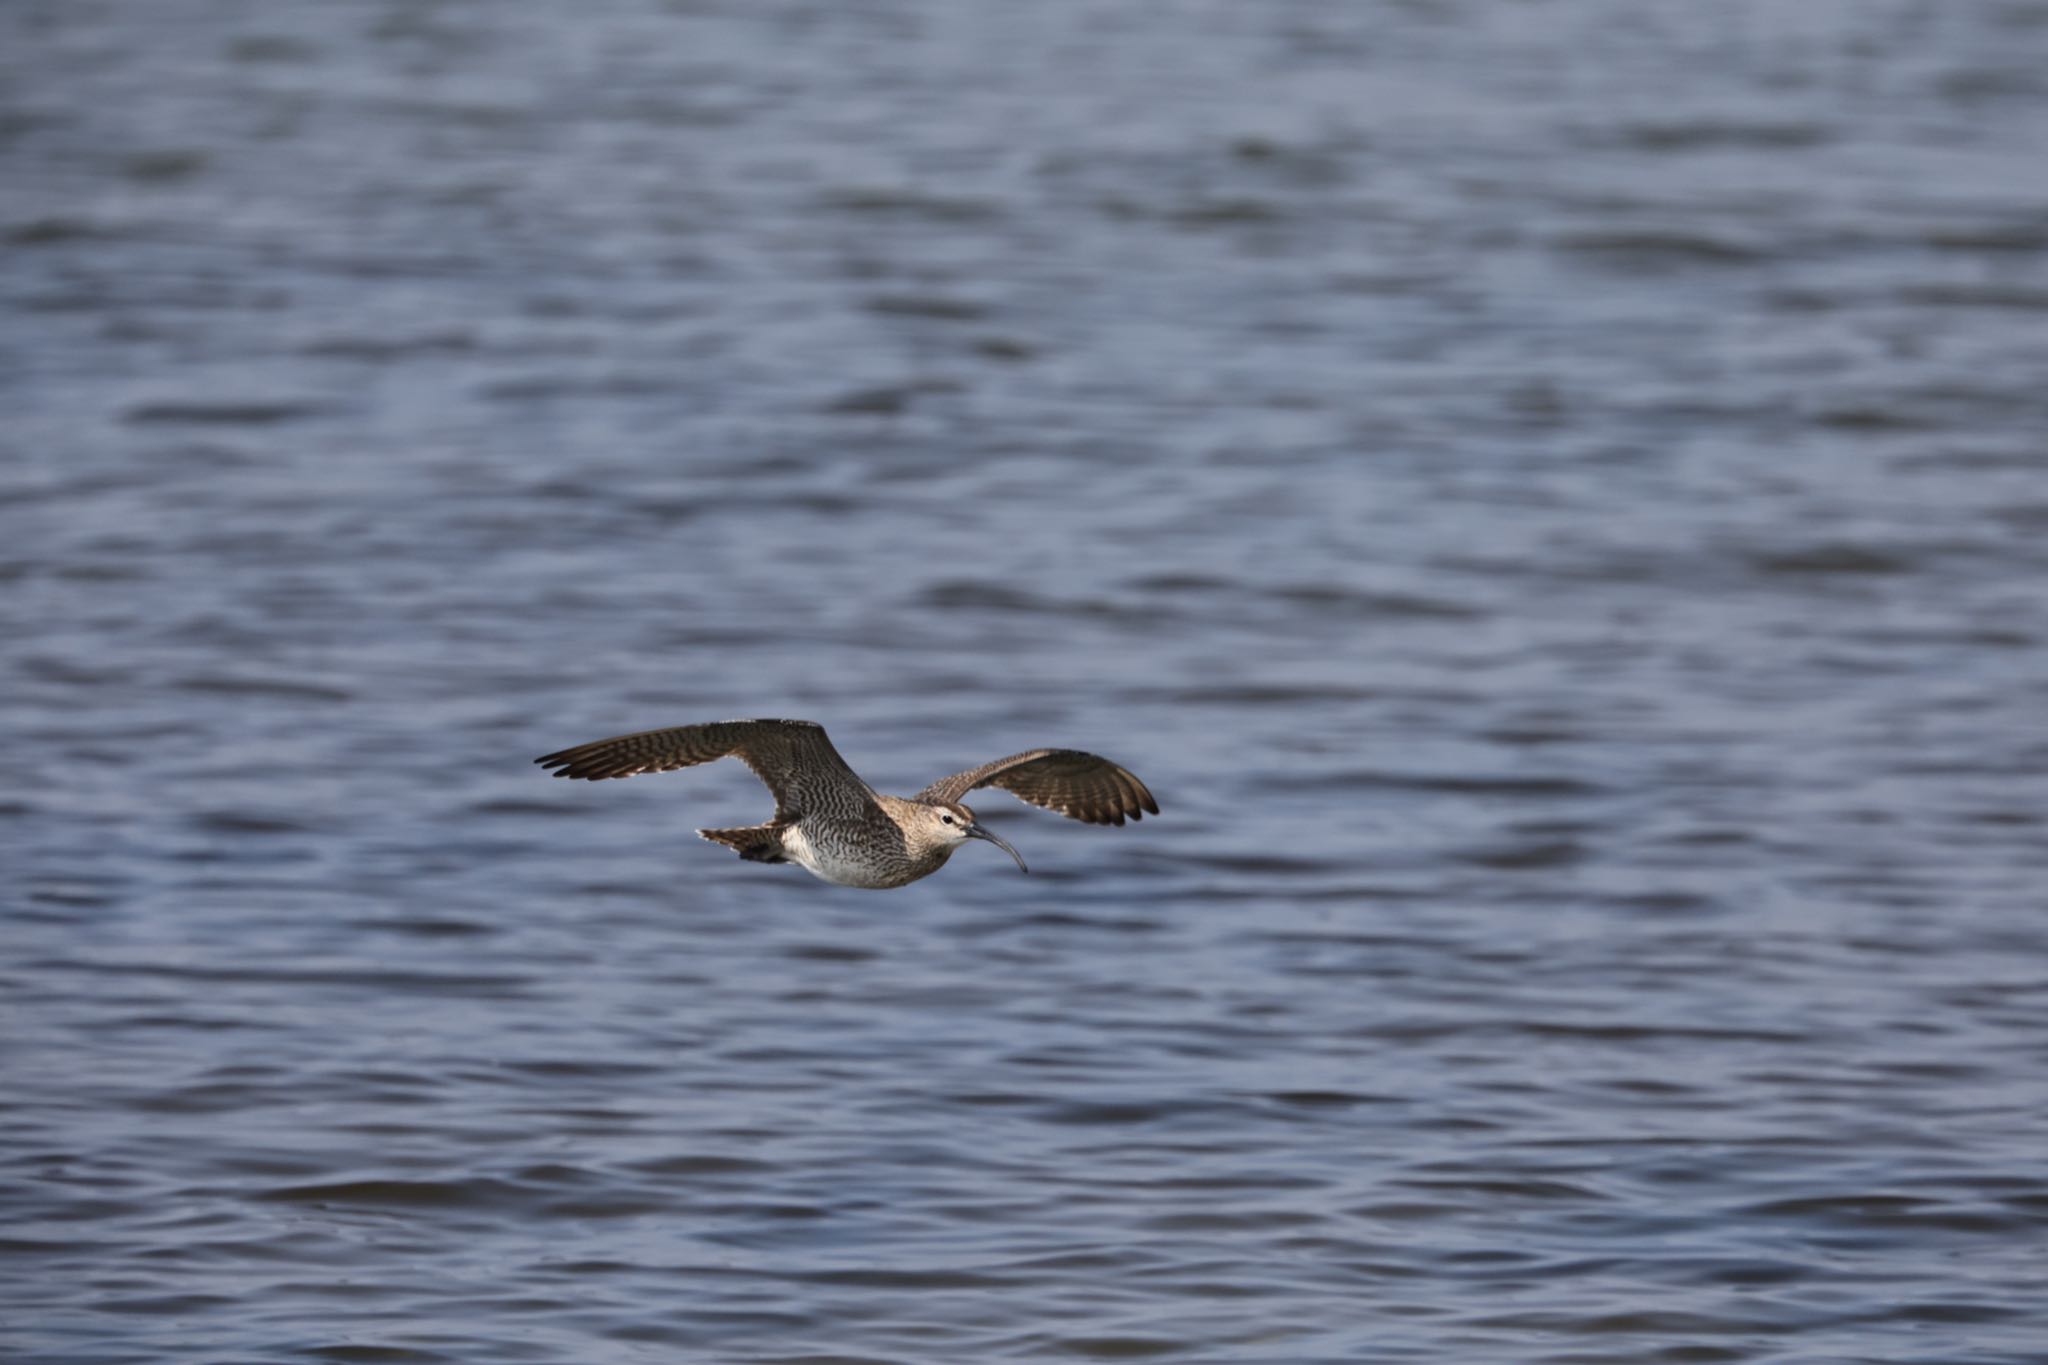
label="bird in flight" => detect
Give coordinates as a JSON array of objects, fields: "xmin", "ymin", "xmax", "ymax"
[{"xmin": 535, "ymin": 718, "xmax": 1157, "ymax": 889}]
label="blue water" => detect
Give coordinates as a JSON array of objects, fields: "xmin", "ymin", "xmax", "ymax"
[{"xmin": 6, "ymin": 2, "xmax": 2048, "ymax": 1360}]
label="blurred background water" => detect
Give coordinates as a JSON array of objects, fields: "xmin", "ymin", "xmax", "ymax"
[{"xmin": 6, "ymin": 1, "xmax": 2048, "ymax": 1361}]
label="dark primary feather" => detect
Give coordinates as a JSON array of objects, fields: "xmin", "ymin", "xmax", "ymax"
[
  {"xmin": 534, "ymin": 718, "xmax": 872, "ymax": 821},
  {"xmin": 917, "ymin": 749, "xmax": 1159, "ymax": 827}
]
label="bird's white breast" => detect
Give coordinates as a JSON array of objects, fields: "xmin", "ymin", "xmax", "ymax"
[{"xmin": 779, "ymin": 824, "xmax": 907, "ymax": 889}]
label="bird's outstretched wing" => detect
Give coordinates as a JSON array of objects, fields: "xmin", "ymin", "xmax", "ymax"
[
  {"xmin": 535, "ymin": 718, "xmax": 871, "ymax": 822},
  {"xmin": 916, "ymin": 749, "xmax": 1158, "ymax": 827}
]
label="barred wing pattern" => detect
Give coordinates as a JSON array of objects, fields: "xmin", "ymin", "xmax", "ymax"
[
  {"xmin": 534, "ymin": 718, "xmax": 874, "ymax": 822},
  {"xmin": 916, "ymin": 749, "xmax": 1159, "ymax": 827}
]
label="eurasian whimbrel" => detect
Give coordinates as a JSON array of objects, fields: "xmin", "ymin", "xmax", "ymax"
[{"xmin": 535, "ymin": 718, "xmax": 1157, "ymax": 889}]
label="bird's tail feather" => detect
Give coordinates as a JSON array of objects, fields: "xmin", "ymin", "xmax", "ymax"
[{"xmin": 698, "ymin": 824, "xmax": 787, "ymax": 863}]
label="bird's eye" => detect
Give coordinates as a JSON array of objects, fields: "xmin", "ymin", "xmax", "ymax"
[{"xmin": 941, "ymin": 814, "xmax": 955, "ymax": 825}]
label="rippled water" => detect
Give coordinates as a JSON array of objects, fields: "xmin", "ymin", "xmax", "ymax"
[{"xmin": 8, "ymin": 1, "xmax": 2048, "ymax": 1361}]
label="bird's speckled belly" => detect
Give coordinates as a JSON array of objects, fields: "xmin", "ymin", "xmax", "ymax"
[{"xmin": 781, "ymin": 823, "xmax": 940, "ymax": 889}]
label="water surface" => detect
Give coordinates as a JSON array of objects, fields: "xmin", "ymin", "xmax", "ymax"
[{"xmin": 6, "ymin": 2, "xmax": 2048, "ymax": 1361}]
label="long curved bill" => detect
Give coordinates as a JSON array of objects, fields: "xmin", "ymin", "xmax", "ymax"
[{"xmin": 967, "ymin": 823, "xmax": 1029, "ymax": 874}]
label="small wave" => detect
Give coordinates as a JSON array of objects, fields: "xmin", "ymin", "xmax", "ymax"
[
  {"xmin": 253, "ymin": 1178, "xmax": 530, "ymax": 1210},
  {"xmin": 1274, "ymin": 769, "xmax": 1600, "ymax": 797},
  {"xmin": 865, "ymin": 293, "xmax": 990, "ymax": 321},
  {"xmin": 1747, "ymin": 544, "xmax": 1916, "ymax": 575},
  {"xmin": 123, "ymin": 400, "xmax": 328, "ymax": 425},
  {"xmin": 172, "ymin": 673, "xmax": 354, "ymax": 702},
  {"xmin": 1554, "ymin": 229, "xmax": 1771, "ymax": 266},
  {"xmin": 1595, "ymin": 120, "xmax": 1831, "ymax": 151},
  {"xmin": 818, "ymin": 187, "xmax": 1001, "ymax": 222}
]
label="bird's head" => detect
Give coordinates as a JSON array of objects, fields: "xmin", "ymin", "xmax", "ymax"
[{"xmin": 920, "ymin": 800, "xmax": 1028, "ymax": 874}]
